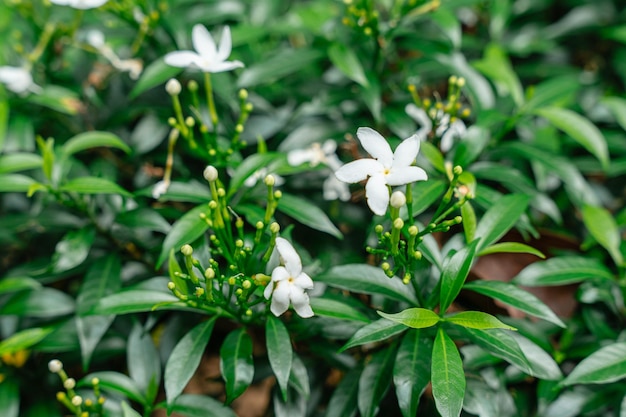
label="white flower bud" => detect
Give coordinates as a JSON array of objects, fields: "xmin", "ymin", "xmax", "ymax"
[
  {"xmin": 264, "ymin": 175, "xmax": 275, "ymax": 186},
  {"xmin": 390, "ymin": 191, "xmax": 406, "ymax": 208},
  {"xmin": 48, "ymin": 359, "xmax": 63, "ymax": 373},
  {"xmin": 181, "ymin": 244, "xmax": 193, "ymax": 256},
  {"xmin": 71, "ymin": 396, "xmax": 83, "ymax": 407},
  {"xmin": 203, "ymin": 165, "xmax": 218, "ymax": 182},
  {"xmin": 64, "ymin": 378, "xmax": 76, "ymax": 390},
  {"xmin": 165, "ymin": 78, "xmax": 182, "ymax": 96}
]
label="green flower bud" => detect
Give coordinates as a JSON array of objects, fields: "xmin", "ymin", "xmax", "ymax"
[
  {"xmin": 264, "ymin": 175, "xmax": 275, "ymax": 186},
  {"xmin": 270, "ymin": 222, "xmax": 280, "ymax": 233},
  {"xmin": 188, "ymin": 80, "xmax": 198, "ymax": 92},
  {"xmin": 408, "ymin": 225, "xmax": 418, "ymax": 236},
  {"xmin": 393, "ymin": 218, "xmax": 404, "ymax": 229},
  {"xmin": 48, "ymin": 359, "xmax": 63, "ymax": 373},
  {"xmin": 181, "ymin": 244, "xmax": 193, "ymax": 256}
]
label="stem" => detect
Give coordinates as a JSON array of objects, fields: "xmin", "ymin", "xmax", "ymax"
[
  {"xmin": 28, "ymin": 22, "xmax": 56, "ymax": 67},
  {"xmin": 204, "ymin": 71, "xmax": 219, "ymax": 128}
]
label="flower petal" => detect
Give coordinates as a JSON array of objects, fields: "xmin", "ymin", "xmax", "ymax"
[
  {"xmin": 263, "ymin": 281, "xmax": 274, "ymax": 299},
  {"xmin": 271, "ymin": 266, "xmax": 291, "ymax": 283},
  {"xmin": 216, "ymin": 26, "xmax": 233, "ymax": 62},
  {"xmin": 356, "ymin": 127, "xmax": 393, "ymax": 167},
  {"xmin": 386, "ymin": 166, "xmax": 428, "ymax": 186},
  {"xmin": 275, "ymin": 238, "xmax": 302, "ymax": 277},
  {"xmin": 335, "ymin": 159, "xmax": 382, "ymax": 183},
  {"xmin": 287, "ymin": 148, "xmax": 314, "ymax": 166},
  {"xmin": 269, "ymin": 282, "xmax": 290, "ymax": 316},
  {"xmin": 392, "ymin": 134, "xmax": 420, "ymax": 168},
  {"xmin": 290, "ymin": 289, "xmax": 313, "ymax": 318},
  {"xmin": 164, "ymin": 51, "xmax": 201, "ymax": 68},
  {"xmin": 440, "ymin": 120, "xmax": 466, "ymax": 152},
  {"xmin": 405, "ymin": 104, "xmax": 432, "ymax": 133},
  {"xmin": 207, "ymin": 60, "xmax": 244, "ymax": 73},
  {"xmin": 323, "ymin": 175, "xmax": 351, "ymax": 201},
  {"xmin": 192, "ymin": 25, "xmax": 217, "ymax": 62},
  {"xmin": 365, "ymin": 173, "xmax": 390, "ymax": 215},
  {"xmin": 294, "ymin": 272, "xmax": 314, "ymax": 290}
]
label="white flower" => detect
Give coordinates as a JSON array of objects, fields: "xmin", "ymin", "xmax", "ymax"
[
  {"xmin": 335, "ymin": 127, "xmax": 427, "ymax": 215},
  {"xmin": 405, "ymin": 103, "xmax": 433, "ymax": 138},
  {"xmin": 0, "ymin": 66, "xmax": 38, "ymax": 94},
  {"xmin": 287, "ymin": 140, "xmax": 341, "ymax": 170},
  {"xmin": 86, "ymin": 31, "xmax": 143, "ymax": 80},
  {"xmin": 436, "ymin": 115, "xmax": 466, "ymax": 152},
  {"xmin": 263, "ymin": 237, "xmax": 314, "ymax": 318},
  {"xmin": 244, "ymin": 168, "xmax": 284, "ymax": 188},
  {"xmin": 50, "ymin": 0, "xmax": 108, "ymax": 9},
  {"xmin": 323, "ymin": 175, "xmax": 351, "ymax": 201},
  {"xmin": 164, "ymin": 25, "xmax": 244, "ymax": 73},
  {"xmin": 152, "ymin": 180, "xmax": 169, "ymax": 199}
]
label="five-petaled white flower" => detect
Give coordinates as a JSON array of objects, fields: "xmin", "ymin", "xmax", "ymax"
[
  {"xmin": 50, "ymin": 0, "xmax": 108, "ymax": 9},
  {"xmin": 0, "ymin": 66, "xmax": 38, "ymax": 95},
  {"xmin": 164, "ymin": 25, "xmax": 244, "ymax": 73},
  {"xmin": 264, "ymin": 237, "xmax": 314, "ymax": 318},
  {"xmin": 436, "ymin": 114, "xmax": 466, "ymax": 152},
  {"xmin": 335, "ymin": 127, "xmax": 427, "ymax": 215}
]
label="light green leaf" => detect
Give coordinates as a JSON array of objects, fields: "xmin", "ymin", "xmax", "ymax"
[
  {"xmin": 445, "ymin": 311, "xmax": 517, "ymax": 330},
  {"xmin": 316, "ymin": 264, "xmax": 418, "ymax": 305},
  {"xmin": 534, "ymin": 107, "xmax": 609, "ymax": 169},
  {"xmin": 238, "ymin": 49, "xmax": 324, "ymax": 88},
  {"xmin": 288, "ymin": 354, "xmax": 310, "ymax": 398},
  {"xmin": 461, "ymin": 201, "xmax": 477, "ymax": 243},
  {"xmin": 129, "ymin": 58, "xmax": 182, "ymax": 99},
  {"xmin": 582, "ymin": 204, "xmax": 624, "ymax": 266},
  {"xmin": 92, "ymin": 290, "xmax": 182, "ymax": 315},
  {"xmin": 309, "ymin": 297, "xmax": 370, "ymax": 323},
  {"xmin": 473, "ymin": 43, "xmax": 524, "ymax": 107},
  {"xmin": 420, "ymin": 141, "xmax": 446, "ymax": 172},
  {"xmin": 341, "ymin": 318, "xmax": 407, "ymax": 351},
  {"xmin": 128, "ymin": 323, "xmax": 161, "ymax": 400},
  {"xmin": 561, "ymin": 342, "xmax": 626, "ymax": 386},
  {"xmin": 394, "ymin": 330, "xmax": 433, "ymax": 417},
  {"xmin": 156, "ymin": 204, "xmax": 211, "ymax": 268},
  {"xmin": 510, "ymin": 332, "xmax": 562, "ymax": 380},
  {"xmin": 27, "ymin": 85, "xmax": 82, "ymax": 115},
  {"xmin": 82, "ymin": 371, "xmax": 145, "ymax": 405},
  {"xmin": 121, "ymin": 401, "xmax": 142, "ymax": 417},
  {"xmin": 463, "ymin": 280, "xmax": 565, "ymax": 328},
  {"xmin": 167, "ymin": 394, "xmax": 237, "ymax": 417},
  {"xmin": 439, "ymin": 239, "xmax": 480, "ymax": 313},
  {"xmin": 431, "ymin": 328, "xmax": 465, "ymax": 417},
  {"xmin": 377, "ymin": 308, "xmax": 440, "ymax": 329},
  {"xmin": 0, "ymin": 327, "xmax": 54, "ymax": 355},
  {"xmin": 61, "ymin": 131, "xmax": 131, "ymax": 156},
  {"xmin": 0, "ymin": 153, "xmax": 42, "ymax": 174},
  {"xmin": 601, "ymin": 96, "xmax": 626, "ymax": 131},
  {"xmin": 220, "ymin": 328, "xmax": 254, "ymax": 404},
  {"xmin": 328, "ymin": 43, "xmax": 368, "ymax": 87},
  {"xmin": 266, "ymin": 315, "xmax": 292, "ymax": 401},
  {"xmin": 0, "ymin": 99, "xmax": 8, "ymax": 151},
  {"xmin": 478, "ymin": 241, "xmax": 545, "ymax": 258},
  {"xmin": 58, "ymin": 177, "xmax": 132, "ymax": 197},
  {"xmin": 362, "ymin": 71, "xmax": 381, "ymax": 121},
  {"xmin": 52, "ymin": 227, "xmax": 95, "ymax": 273},
  {"xmin": 0, "ymin": 276, "xmax": 41, "ymax": 295},
  {"xmin": 513, "ymin": 256, "xmax": 614, "ymax": 286},
  {"xmin": 474, "ymin": 193, "xmax": 530, "ymax": 253},
  {"xmin": 463, "ymin": 328, "xmax": 532, "ymax": 375},
  {"xmin": 277, "ymin": 193, "xmax": 342, "ymax": 239},
  {"xmin": 0, "ymin": 174, "xmax": 38, "ymax": 192},
  {"xmin": 165, "ymin": 318, "xmax": 217, "ymax": 407},
  {"xmin": 358, "ymin": 346, "xmax": 396, "ymax": 417},
  {"xmin": 1, "ymin": 288, "xmax": 75, "ymax": 317}
]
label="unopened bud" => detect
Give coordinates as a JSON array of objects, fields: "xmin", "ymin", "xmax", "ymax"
[
  {"xmin": 239, "ymin": 89, "xmax": 248, "ymax": 100},
  {"xmin": 393, "ymin": 218, "xmax": 404, "ymax": 229},
  {"xmin": 188, "ymin": 80, "xmax": 198, "ymax": 92},
  {"xmin": 63, "ymin": 378, "xmax": 76, "ymax": 390},
  {"xmin": 167, "ymin": 282, "xmax": 176, "ymax": 290},
  {"xmin": 71, "ymin": 396, "xmax": 83, "ymax": 407},
  {"xmin": 204, "ymin": 268, "xmax": 215, "ymax": 279},
  {"xmin": 408, "ymin": 225, "xmax": 418, "ymax": 236},
  {"xmin": 374, "ymin": 224, "xmax": 384, "ymax": 234},
  {"xmin": 390, "ymin": 191, "xmax": 406, "ymax": 208},
  {"xmin": 264, "ymin": 175, "xmax": 275, "ymax": 186},
  {"xmin": 270, "ymin": 222, "xmax": 280, "ymax": 234},
  {"xmin": 48, "ymin": 359, "xmax": 63, "ymax": 373},
  {"xmin": 242, "ymin": 280, "xmax": 251, "ymax": 289},
  {"xmin": 453, "ymin": 165, "xmax": 463, "ymax": 175},
  {"xmin": 203, "ymin": 165, "xmax": 218, "ymax": 182},
  {"xmin": 228, "ymin": 277, "xmax": 236, "ymax": 286},
  {"xmin": 181, "ymin": 244, "xmax": 193, "ymax": 256},
  {"xmin": 456, "ymin": 77, "xmax": 466, "ymax": 87},
  {"xmin": 235, "ymin": 124, "xmax": 244, "ymax": 133},
  {"xmin": 449, "ymin": 75, "xmax": 458, "ymax": 85},
  {"xmin": 381, "ymin": 262, "xmax": 390, "ymax": 271},
  {"xmin": 165, "ymin": 78, "xmax": 182, "ymax": 96},
  {"xmin": 256, "ymin": 221, "xmax": 264, "ymax": 230},
  {"xmin": 185, "ymin": 116, "xmax": 195, "ymax": 127}
]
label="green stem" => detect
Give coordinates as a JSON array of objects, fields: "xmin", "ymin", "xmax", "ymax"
[{"xmin": 204, "ymin": 71, "xmax": 219, "ymax": 128}]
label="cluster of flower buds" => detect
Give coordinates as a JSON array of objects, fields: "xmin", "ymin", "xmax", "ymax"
[
  {"xmin": 341, "ymin": 0, "xmax": 379, "ymax": 37},
  {"xmin": 49, "ymin": 359, "xmax": 104, "ymax": 417}
]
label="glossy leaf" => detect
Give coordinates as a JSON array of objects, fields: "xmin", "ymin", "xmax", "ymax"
[
  {"xmin": 220, "ymin": 328, "xmax": 254, "ymax": 404},
  {"xmin": 316, "ymin": 264, "xmax": 418, "ymax": 305},
  {"xmin": 115, "ymin": 208, "xmax": 172, "ymax": 234},
  {"xmin": 0, "ymin": 153, "xmax": 42, "ymax": 174},
  {"xmin": 0, "ymin": 378, "xmax": 19, "ymax": 417},
  {"xmin": 0, "ymin": 276, "xmax": 41, "ymax": 295},
  {"xmin": 58, "ymin": 177, "xmax": 133, "ymax": 197},
  {"xmin": 328, "ymin": 43, "xmax": 368, "ymax": 86},
  {"xmin": 561, "ymin": 342, "xmax": 626, "ymax": 386},
  {"xmin": 358, "ymin": 346, "xmax": 396, "ymax": 417},
  {"xmin": 510, "ymin": 332, "xmax": 562, "ymax": 380},
  {"xmin": 474, "ymin": 193, "xmax": 530, "ymax": 253},
  {"xmin": 0, "ymin": 174, "xmax": 37, "ymax": 192},
  {"xmin": 582, "ymin": 204, "xmax": 624, "ymax": 266},
  {"xmin": 156, "ymin": 204, "xmax": 211, "ymax": 268},
  {"xmin": 167, "ymin": 394, "xmax": 237, "ymax": 417},
  {"xmin": 513, "ymin": 256, "xmax": 614, "ymax": 286},
  {"xmin": 408, "ymin": 179, "xmax": 447, "ymax": 218},
  {"xmin": 463, "ymin": 280, "xmax": 565, "ymax": 328},
  {"xmin": 463, "ymin": 328, "xmax": 532, "ymax": 375},
  {"xmin": 1, "ymin": 288, "xmax": 75, "ymax": 317},
  {"xmin": 165, "ymin": 318, "xmax": 217, "ymax": 407},
  {"xmin": 461, "ymin": 200, "xmax": 477, "ymax": 243},
  {"xmin": 92, "ymin": 290, "xmax": 182, "ymax": 315},
  {"xmin": 534, "ymin": 107, "xmax": 609, "ymax": 169},
  {"xmin": 440, "ymin": 239, "xmax": 479, "ymax": 313},
  {"xmin": 52, "ymin": 227, "xmax": 95, "ymax": 273},
  {"xmin": 326, "ymin": 366, "xmax": 361, "ymax": 417},
  {"xmin": 266, "ymin": 315, "xmax": 293, "ymax": 401},
  {"xmin": 431, "ymin": 328, "xmax": 465, "ymax": 417},
  {"xmin": 238, "ymin": 49, "xmax": 324, "ymax": 88},
  {"xmin": 121, "ymin": 401, "xmax": 142, "ymax": 417},
  {"xmin": 377, "ymin": 308, "xmax": 440, "ymax": 329},
  {"xmin": 82, "ymin": 371, "xmax": 145, "ymax": 405},
  {"xmin": 61, "ymin": 131, "xmax": 131, "ymax": 156},
  {"xmin": 601, "ymin": 96, "xmax": 626, "ymax": 131},
  {"xmin": 227, "ymin": 152, "xmax": 283, "ymax": 197},
  {"xmin": 341, "ymin": 319, "xmax": 407, "ymax": 351},
  {"xmin": 288, "ymin": 354, "xmax": 310, "ymax": 398},
  {"xmin": 473, "ymin": 43, "xmax": 524, "ymax": 107},
  {"xmin": 445, "ymin": 311, "xmax": 517, "ymax": 330},
  {"xmin": 277, "ymin": 193, "xmax": 342, "ymax": 239},
  {"xmin": 394, "ymin": 329, "xmax": 433, "ymax": 417},
  {"xmin": 0, "ymin": 327, "xmax": 54, "ymax": 355},
  {"xmin": 478, "ymin": 241, "xmax": 545, "ymax": 258},
  {"xmin": 129, "ymin": 58, "xmax": 182, "ymax": 99},
  {"xmin": 128, "ymin": 323, "xmax": 161, "ymax": 400},
  {"xmin": 309, "ymin": 297, "xmax": 370, "ymax": 323}
]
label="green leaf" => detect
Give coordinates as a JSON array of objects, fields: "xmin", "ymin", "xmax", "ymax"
[
  {"xmin": 445, "ymin": 311, "xmax": 517, "ymax": 330},
  {"xmin": 509, "ymin": 332, "xmax": 562, "ymax": 380},
  {"xmin": 266, "ymin": 316, "xmax": 293, "ymax": 401},
  {"xmin": 431, "ymin": 328, "xmax": 466, "ymax": 417},
  {"xmin": 58, "ymin": 177, "xmax": 132, "ymax": 197},
  {"xmin": 439, "ymin": 239, "xmax": 480, "ymax": 313},
  {"xmin": 407, "ymin": 179, "xmax": 448, "ymax": 218},
  {"xmin": 0, "ymin": 327, "xmax": 54, "ymax": 355},
  {"xmin": 513, "ymin": 256, "xmax": 614, "ymax": 286},
  {"xmin": 220, "ymin": 328, "xmax": 254, "ymax": 404},
  {"xmin": 326, "ymin": 366, "xmax": 361, "ymax": 417},
  {"xmin": 328, "ymin": 43, "xmax": 368, "ymax": 87},
  {"xmin": 420, "ymin": 141, "xmax": 445, "ymax": 172},
  {"xmin": 238, "ymin": 49, "xmax": 324, "ymax": 88},
  {"xmin": 309, "ymin": 297, "xmax": 370, "ymax": 323},
  {"xmin": 316, "ymin": 264, "xmax": 418, "ymax": 305},
  {"xmin": 561, "ymin": 342, "xmax": 626, "ymax": 386},
  {"xmin": 116, "ymin": 208, "xmax": 172, "ymax": 234},
  {"xmin": 128, "ymin": 323, "xmax": 161, "ymax": 400},
  {"xmin": 1, "ymin": 288, "xmax": 75, "ymax": 317},
  {"xmin": 461, "ymin": 201, "xmax": 477, "ymax": 243},
  {"xmin": 227, "ymin": 152, "xmax": 283, "ymax": 197},
  {"xmin": 473, "ymin": 43, "xmax": 524, "ymax": 107},
  {"xmin": 394, "ymin": 330, "xmax": 433, "ymax": 417},
  {"xmin": 27, "ymin": 85, "xmax": 82, "ymax": 115},
  {"xmin": 601, "ymin": 96, "xmax": 626, "ymax": 131},
  {"xmin": 362, "ymin": 70, "xmax": 381, "ymax": 121},
  {"xmin": 377, "ymin": 308, "xmax": 440, "ymax": 329},
  {"xmin": 167, "ymin": 249, "xmax": 188, "ymax": 295},
  {"xmin": 0, "ymin": 378, "xmax": 19, "ymax": 417},
  {"xmin": 288, "ymin": 354, "xmax": 310, "ymax": 398},
  {"xmin": 534, "ymin": 107, "xmax": 609, "ymax": 170},
  {"xmin": 165, "ymin": 318, "xmax": 217, "ymax": 407},
  {"xmin": 129, "ymin": 58, "xmax": 182, "ymax": 99},
  {"xmin": 0, "ymin": 99, "xmax": 8, "ymax": 151},
  {"xmin": 277, "ymin": 193, "xmax": 342, "ymax": 239},
  {"xmin": 0, "ymin": 153, "xmax": 42, "ymax": 174},
  {"xmin": 121, "ymin": 401, "xmax": 142, "ymax": 417},
  {"xmin": 463, "ymin": 280, "xmax": 565, "ymax": 328},
  {"xmin": 156, "ymin": 204, "xmax": 210, "ymax": 268},
  {"xmin": 0, "ymin": 174, "xmax": 37, "ymax": 192},
  {"xmin": 341, "ymin": 319, "xmax": 407, "ymax": 351},
  {"xmin": 52, "ymin": 227, "xmax": 95, "ymax": 273},
  {"xmin": 92, "ymin": 290, "xmax": 182, "ymax": 315},
  {"xmin": 474, "ymin": 193, "xmax": 530, "ymax": 253},
  {"xmin": 61, "ymin": 131, "xmax": 131, "ymax": 156},
  {"xmin": 82, "ymin": 371, "xmax": 146, "ymax": 405},
  {"xmin": 167, "ymin": 394, "xmax": 237, "ymax": 417},
  {"xmin": 463, "ymin": 328, "xmax": 532, "ymax": 375},
  {"xmin": 478, "ymin": 242, "xmax": 545, "ymax": 258},
  {"xmin": 582, "ymin": 205, "xmax": 624, "ymax": 266},
  {"xmin": 358, "ymin": 346, "xmax": 396, "ymax": 417},
  {"xmin": 0, "ymin": 276, "xmax": 41, "ymax": 295}
]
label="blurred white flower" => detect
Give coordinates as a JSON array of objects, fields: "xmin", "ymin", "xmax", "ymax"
[
  {"xmin": 287, "ymin": 140, "xmax": 341, "ymax": 170},
  {"xmin": 164, "ymin": 25, "xmax": 244, "ymax": 73},
  {"xmin": 323, "ymin": 175, "xmax": 351, "ymax": 201},
  {"xmin": 152, "ymin": 180, "xmax": 169, "ymax": 199},
  {"xmin": 436, "ymin": 115, "xmax": 466, "ymax": 152},
  {"xmin": 50, "ymin": 0, "xmax": 108, "ymax": 9},
  {"xmin": 244, "ymin": 168, "xmax": 284, "ymax": 188},
  {"xmin": 335, "ymin": 127, "xmax": 427, "ymax": 215},
  {"xmin": 0, "ymin": 66, "xmax": 38, "ymax": 94},
  {"xmin": 405, "ymin": 103, "xmax": 432, "ymax": 138},
  {"xmin": 263, "ymin": 237, "xmax": 314, "ymax": 318},
  {"xmin": 86, "ymin": 30, "xmax": 143, "ymax": 79}
]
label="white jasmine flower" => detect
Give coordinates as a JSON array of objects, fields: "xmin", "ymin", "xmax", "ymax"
[
  {"xmin": 323, "ymin": 175, "xmax": 351, "ymax": 201},
  {"xmin": 86, "ymin": 31, "xmax": 143, "ymax": 79},
  {"xmin": 164, "ymin": 25, "xmax": 244, "ymax": 73},
  {"xmin": 244, "ymin": 168, "xmax": 284, "ymax": 188},
  {"xmin": 405, "ymin": 103, "xmax": 433, "ymax": 138},
  {"xmin": 436, "ymin": 115, "xmax": 466, "ymax": 152},
  {"xmin": 287, "ymin": 140, "xmax": 341, "ymax": 169},
  {"xmin": 0, "ymin": 66, "xmax": 38, "ymax": 94},
  {"xmin": 335, "ymin": 127, "xmax": 427, "ymax": 216},
  {"xmin": 264, "ymin": 238, "xmax": 314, "ymax": 318},
  {"xmin": 152, "ymin": 180, "xmax": 169, "ymax": 199},
  {"xmin": 50, "ymin": 0, "xmax": 108, "ymax": 9}
]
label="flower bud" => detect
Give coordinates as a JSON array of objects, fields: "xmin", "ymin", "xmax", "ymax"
[
  {"xmin": 181, "ymin": 244, "xmax": 193, "ymax": 256},
  {"xmin": 381, "ymin": 262, "xmax": 390, "ymax": 271},
  {"xmin": 188, "ymin": 80, "xmax": 198, "ymax": 92},
  {"xmin": 456, "ymin": 77, "xmax": 466, "ymax": 87},
  {"xmin": 56, "ymin": 392, "xmax": 66, "ymax": 401},
  {"xmin": 165, "ymin": 78, "xmax": 182, "ymax": 96},
  {"xmin": 393, "ymin": 218, "xmax": 404, "ymax": 229},
  {"xmin": 390, "ymin": 191, "xmax": 406, "ymax": 208},
  {"xmin": 63, "ymin": 378, "xmax": 76, "ymax": 390},
  {"xmin": 71, "ymin": 396, "xmax": 83, "ymax": 407},
  {"xmin": 374, "ymin": 224, "xmax": 384, "ymax": 234},
  {"xmin": 204, "ymin": 268, "xmax": 215, "ymax": 279},
  {"xmin": 449, "ymin": 75, "xmax": 458, "ymax": 85},
  {"xmin": 235, "ymin": 124, "xmax": 244, "ymax": 133},
  {"xmin": 91, "ymin": 377, "xmax": 99, "ymax": 385},
  {"xmin": 270, "ymin": 222, "xmax": 280, "ymax": 233},
  {"xmin": 185, "ymin": 116, "xmax": 195, "ymax": 127},
  {"xmin": 203, "ymin": 165, "xmax": 218, "ymax": 182},
  {"xmin": 48, "ymin": 359, "xmax": 63, "ymax": 373},
  {"xmin": 242, "ymin": 280, "xmax": 251, "ymax": 289},
  {"xmin": 256, "ymin": 221, "xmax": 264, "ymax": 230},
  {"xmin": 408, "ymin": 225, "xmax": 418, "ymax": 236},
  {"xmin": 453, "ymin": 165, "xmax": 463, "ymax": 175},
  {"xmin": 228, "ymin": 277, "xmax": 236, "ymax": 285},
  {"xmin": 264, "ymin": 175, "xmax": 275, "ymax": 186},
  {"xmin": 239, "ymin": 89, "xmax": 248, "ymax": 100},
  {"xmin": 167, "ymin": 282, "xmax": 176, "ymax": 290}
]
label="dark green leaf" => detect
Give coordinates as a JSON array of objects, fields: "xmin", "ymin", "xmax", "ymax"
[
  {"xmin": 341, "ymin": 319, "xmax": 407, "ymax": 351},
  {"xmin": 116, "ymin": 208, "xmax": 172, "ymax": 233},
  {"xmin": 439, "ymin": 239, "xmax": 479, "ymax": 313},
  {"xmin": 358, "ymin": 346, "xmax": 396, "ymax": 417},
  {"xmin": 58, "ymin": 177, "xmax": 132, "ymax": 197},
  {"xmin": 513, "ymin": 256, "xmax": 614, "ymax": 286},
  {"xmin": 309, "ymin": 297, "xmax": 370, "ymax": 323},
  {"xmin": 478, "ymin": 242, "xmax": 545, "ymax": 258},
  {"xmin": 445, "ymin": 311, "xmax": 517, "ymax": 330},
  {"xmin": 52, "ymin": 227, "xmax": 95, "ymax": 273},
  {"xmin": 61, "ymin": 131, "xmax": 131, "ymax": 156},
  {"xmin": 288, "ymin": 354, "xmax": 310, "ymax": 398},
  {"xmin": 92, "ymin": 290, "xmax": 182, "ymax": 315},
  {"xmin": 227, "ymin": 153, "xmax": 283, "ymax": 197},
  {"xmin": 328, "ymin": 43, "xmax": 368, "ymax": 87},
  {"xmin": 394, "ymin": 329, "xmax": 433, "ymax": 417},
  {"xmin": 561, "ymin": 342, "xmax": 626, "ymax": 386},
  {"xmin": 431, "ymin": 328, "xmax": 465, "ymax": 417},
  {"xmin": 377, "ymin": 308, "xmax": 440, "ymax": 329},
  {"xmin": 0, "ymin": 378, "xmax": 19, "ymax": 417},
  {"xmin": 582, "ymin": 205, "xmax": 624, "ymax": 266},
  {"xmin": 1, "ymin": 288, "xmax": 75, "ymax": 317},
  {"xmin": 165, "ymin": 318, "xmax": 217, "ymax": 407},
  {"xmin": 316, "ymin": 264, "xmax": 418, "ymax": 305},
  {"xmin": 277, "ymin": 193, "xmax": 342, "ymax": 239},
  {"xmin": 156, "ymin": 204, "xmax": 210, "ymax": 268},
  {"xmin": 238, "ymin": 49, "xmax": 324, "ymax": 88},
  {"xmin": 167, "ymin": 394, "xmax": 237, "ymax": 417},
  {"xmin": 0, "ymin": 153, "xmax": 42, "ymax": 174},
  {"xmin": 266, "ymin": 315, "xmax": 293, "ymax": 401},
  {"xmin": 510, "ymin": 332, "xmax": 562, "ymax": 380},
  {"xmin": 220, "ymin": 328, "xmax": 254, "ymax": 404},
  {"xmin": 0, "ymin": 276, "xmax": 41, "ymax": 295},
  {"xmin": 81, "ymin": 371, "xmax": 145, "ymax": 405},
  {"xmin": 474, "ymin": 193, "xmax": 530, "ymax": 253},
  {"xmin": 0, "ymin": 327, "xmax": 54, "ymax": 355},
  {"xmin": 128, "ymin": 323, "xmax": 161, "ymax": 399},
  {"xmin": 462, "ymin": 328, "xmax": 532, "ymax": 375},
  {"xmin": 406, "ymin": 179, "xmax": 447, "ymax": 218},
  {"xmin": 325, "ymin": 366, "xmax": 361, "ymax": 417},
  {"xmin": 129, "ymin": 58, "xmax": 182, "ymax": 99}
]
